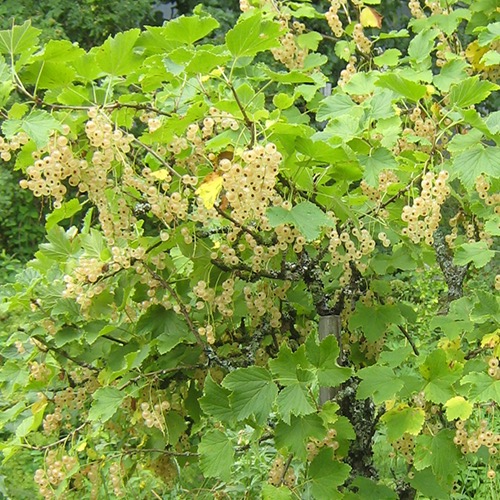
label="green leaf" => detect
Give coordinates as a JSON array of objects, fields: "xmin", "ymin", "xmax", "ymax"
[
  {"xmin": 343, "ymin": 72, "xmax": 378, "ymax": 96},
  {"xmin": 452, "ymin": 146, "xmax": 500, "ymax": 189},
  {"xmin": 458, "ymin": 109, "xmax": 498, "ymax": 139},
  {"xmin": 297, "ymin": 32, "xmax": 322, "ymax": 51},
  {"xmin": 264, "ymin": 68, "xmax": 316, "ymax": 83},
  {"xmin": 447, "ymin": 128, "xmax": 483, "ymax": 153},
  {"xmin": 381, "ymin": 404, "xmax": 425, "ymax": 441},
  {"xmin": 453, "ymin": 241, "xmax": 496, "ymax": 268},
  {"xmin": 45, "ymin": 199, "xmax": 83, "ymax": 230},
  {"xmin": 226, "ymin": 13, "xmax": 281, "ymax": 58},
  {"xmin": 335, "ymin": 40, "xmax": 354, "ymax": 62},
  {"xmin": 0, "ymin": 21, "xmax": 40, "ymax": 56},
  {"xmin": 37, "ymin": 226, "xmax": 77, "ymax": 261},
  {"xmin": 378, "ymin": 345, "xmax": 413, "ymax": 368},
  {"xmin": 88, "ymin": 387, "xmax": 126, "ymax": 423},
  {"xmin": 485, "ymin": 217, "xmax": 500, "ymax": 236},
  {"xmin": 316, "ymin": 93, "xmax": 356, "ymax": 121},
  {"xmin": 365, "ymin": 89, "xmax": 396, "ymax": 120},
  {"xmin": 308, "ymin": 448, "xmax": 351, "ymax": 500},
  {"xmin": 432, "ymin": 9, "xmax": 471, "ymax": 35},
  {"xmin": 359, "ymin": 148, "xmax": 398, "ymax": 186},
  {"xmin": 136, "ymin": 305, "xmax": 196, "ymax": 354},
  {"xmin": 164, "ymin": 411, "xmax": 188, "ymax": 446},
  {"xmin": 96, "ymin": 29, "xmax": 142, "ymax": 76},
  {"xmin": 275, "ymin": 414, "xmax": 326, "ymax": 459},
  {"xmin": 305, "ymin": 335, "xmax": 352, "ymax": 387},
  {"xmin": 486, "ymin": 111, "xmax": 500, "ymax": 135},
  {"xmin": 273, "ymin": 93, "xmax": 294, "ymax": 110},
  {"xmin": 276, "ymin": 384, "xmax": 316, "ymax": 424},
  {"xmin": 370, "ymin": 244, "xmax": 418, "ymax": 274},
  {"xmin": 420, "ymin": 350, "xmax": 462, "ymax": 404},
  {"xmin": 482, "ymin": 49, "xmax": 500, "ymax": 67},
  {"xmin": 16, "ymin": 411, "xmax": 44, "ymax": 438},
  {"xmin": 357, "ymin": 366, "xmax": 404, "ymax": 404},
  {"xmin": 470, "ymin": 290, "xmax": 500, "ymax": 323},
  {"xmin": 198, "ymin": 429, "xmax": 234, "ymax": 482},
  {"xmin": 373, "ymin": 48, "xmax": 402, "ymax": 67},
  {"xmin": 161, "ymin": 14, "xmax": 219, "ymax": 45},
  {"xmin": 409, "ymin": 467, "xmax": 449, "ymax": 500},
  {"xmin": 461, "ymin": 372, "xmax": 500, "ymax": 402},
  {"xmin": 54, "ymin": 326, "xmax": 82, "ymax": 348},
  {"xmin": 430, "ymin": 298, "xmax": 474, "ymax": 340},
  {"xmin": 375, "ymin": 74, "xmax": 427, "ymax": 101},
  {"xmin": 449, "ymin": 76, "xmax": 498, "ymax": 108},
  {"xmin": 413, "ymin": 430, "xmax": 460, "ymax": 483},
  {"xmin": 349, "ymin": 302, "xmax": 402, "ymax": 342},
  {"xmin": 262, "ymin": 484, "xmax": 293, "ymax": 500},
  {"xmin": 81, "ymin": 229, "xmax": 111, "ymax": 261},
  {"xmin": 477, "ymin": 21, "xmax": 500, "ymax": 46},
  {"xmin": 2, "ymin": 110, "xmax": 63, "ymax": 148},
  {"xmin": 295, "ymin": 137, "xmax": 350, "ymax": 163},
  {"xmin": 444, "ymin": 396, "xmax": 473, "ymax": 421},
  {"xmin": 267, "ymin": 201, "xmax": 336, "ymax": 242},
  {"xmin": 199, "ymin": 374, "xmax": 234, "ymax": 423},
  {"xmin": 25, "ymin": 39, "xmax": 84, "ymax": 89},
  {"xmin": 344, "ymin": 477, "xmax": 398, "ymax": 500},
  {"xmin": 433, "ymin": 59, "xmax": 469, "ymax": 92},
  {"xmin": 0, "ymin": 402, "xmax": 25, "ymax": 431},
  {"xmin": 269, "ymin": 343, "xmax": 312, "ymax": 386},
  {"xmin": 222, "ymin": 367, "xmax": 278, "ymax": 424},
  {"xmin": 408, "ymin": 28, "xmax": 438, "ymax": 69}
]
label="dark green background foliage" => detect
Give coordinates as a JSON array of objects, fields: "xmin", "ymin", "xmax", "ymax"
[
  {"xmin": 0, "ymin": 0, "xmax": 163, "ymax": 49},
  {"xmin": 0, "ymin": 169, "xmax": 45, "ymax": 260}
]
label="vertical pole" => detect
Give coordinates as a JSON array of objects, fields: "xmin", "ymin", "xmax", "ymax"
[{"xmin": 318, "ymin": 314, "xmax": 341, "ymax": 406}]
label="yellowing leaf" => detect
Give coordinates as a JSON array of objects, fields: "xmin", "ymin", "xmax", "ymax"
[
  {"xmin": 438, "ymin": 338, "xmax": 460, "ymax": 351},
  {"xmin": 31, "ymin": 399, "xmax": 47, "ymax": 415},
  {"xmin": 385, "ymin": 399, "xmax": 396, "ymax": 411},
  {"xmin": 195, "ymin": 173, "xmax": 223, "ymax": 209},
  {"xmin": 465, "ymin": 40, "xmax": 488, "ymax": 71},
  {"xmin": 360, "ymin": 7, "xmax": 383, "ymax": 29},
  {"xmin": 444, "ymin": 396, "xmax": 473, "ymax": 421},
  {"xmin": 76, "ymin": 441, "xmax": 87, "ymax": 452},
  {"xmin": 481, "ymin": 332, "xmax": 499, "ymax": 349},
  {"xmin": 150, "ymin": 168, "xmax": 171, "ymax": 181}
]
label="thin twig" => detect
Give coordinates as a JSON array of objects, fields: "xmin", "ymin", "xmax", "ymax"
[
  {"xmin": 214, "ymin": 205, "xmax": 269, "ymax": 246},
  {"xmin": 118, "ymin": 364, "xmax": 204, "ymax": 390},
  {"xmin": 279, "ymin": 454, "xmax": 294, "ymax": 486},
  {"xmin": 122, "ymin": 448, "xmax": 198, "ymax": 457},
  {"xmin": 397, "ymin": 325, "xmax": 419, "ymax": 356},
  {"xmin": 20, "ymin": 422, "xmax": 87, "ymax": 451},
  {"xmin": 222, "ymin": 75, "xmax": 256, "ymax": 145},
  {"xmin": 31, "ymin": 335, "xmax": 99, "ymax": 372},
  {"xmin": 133, "ymin": 138, "xmax": 182, "ymax": 179},
  {"xmin": 210, "ymin": 258, "xmax": 284, "ymax": 281}
]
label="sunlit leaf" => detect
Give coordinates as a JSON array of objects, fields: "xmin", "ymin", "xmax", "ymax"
[
  {"xmin": 226, "ymin": 12, "xmax": 281, "ymax": 58},
  {"xmin": 381, "ymin": 404, "xmax": 425, "ymax": 441},
  {"xmin": 2, "ymin": 110, "xmax": 63, "ymax": 148},
  {"xmin": 444, "ymin": 396, "xmax": 473, "ymax": 421},
  {"xmin": 453, "ymin": 241, "xmax": 496, "ymax": 268}
]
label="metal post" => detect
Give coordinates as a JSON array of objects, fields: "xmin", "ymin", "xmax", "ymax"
[{"xmin": 318, "ymin": 314, "xmax": 341, "ymax": 406}]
